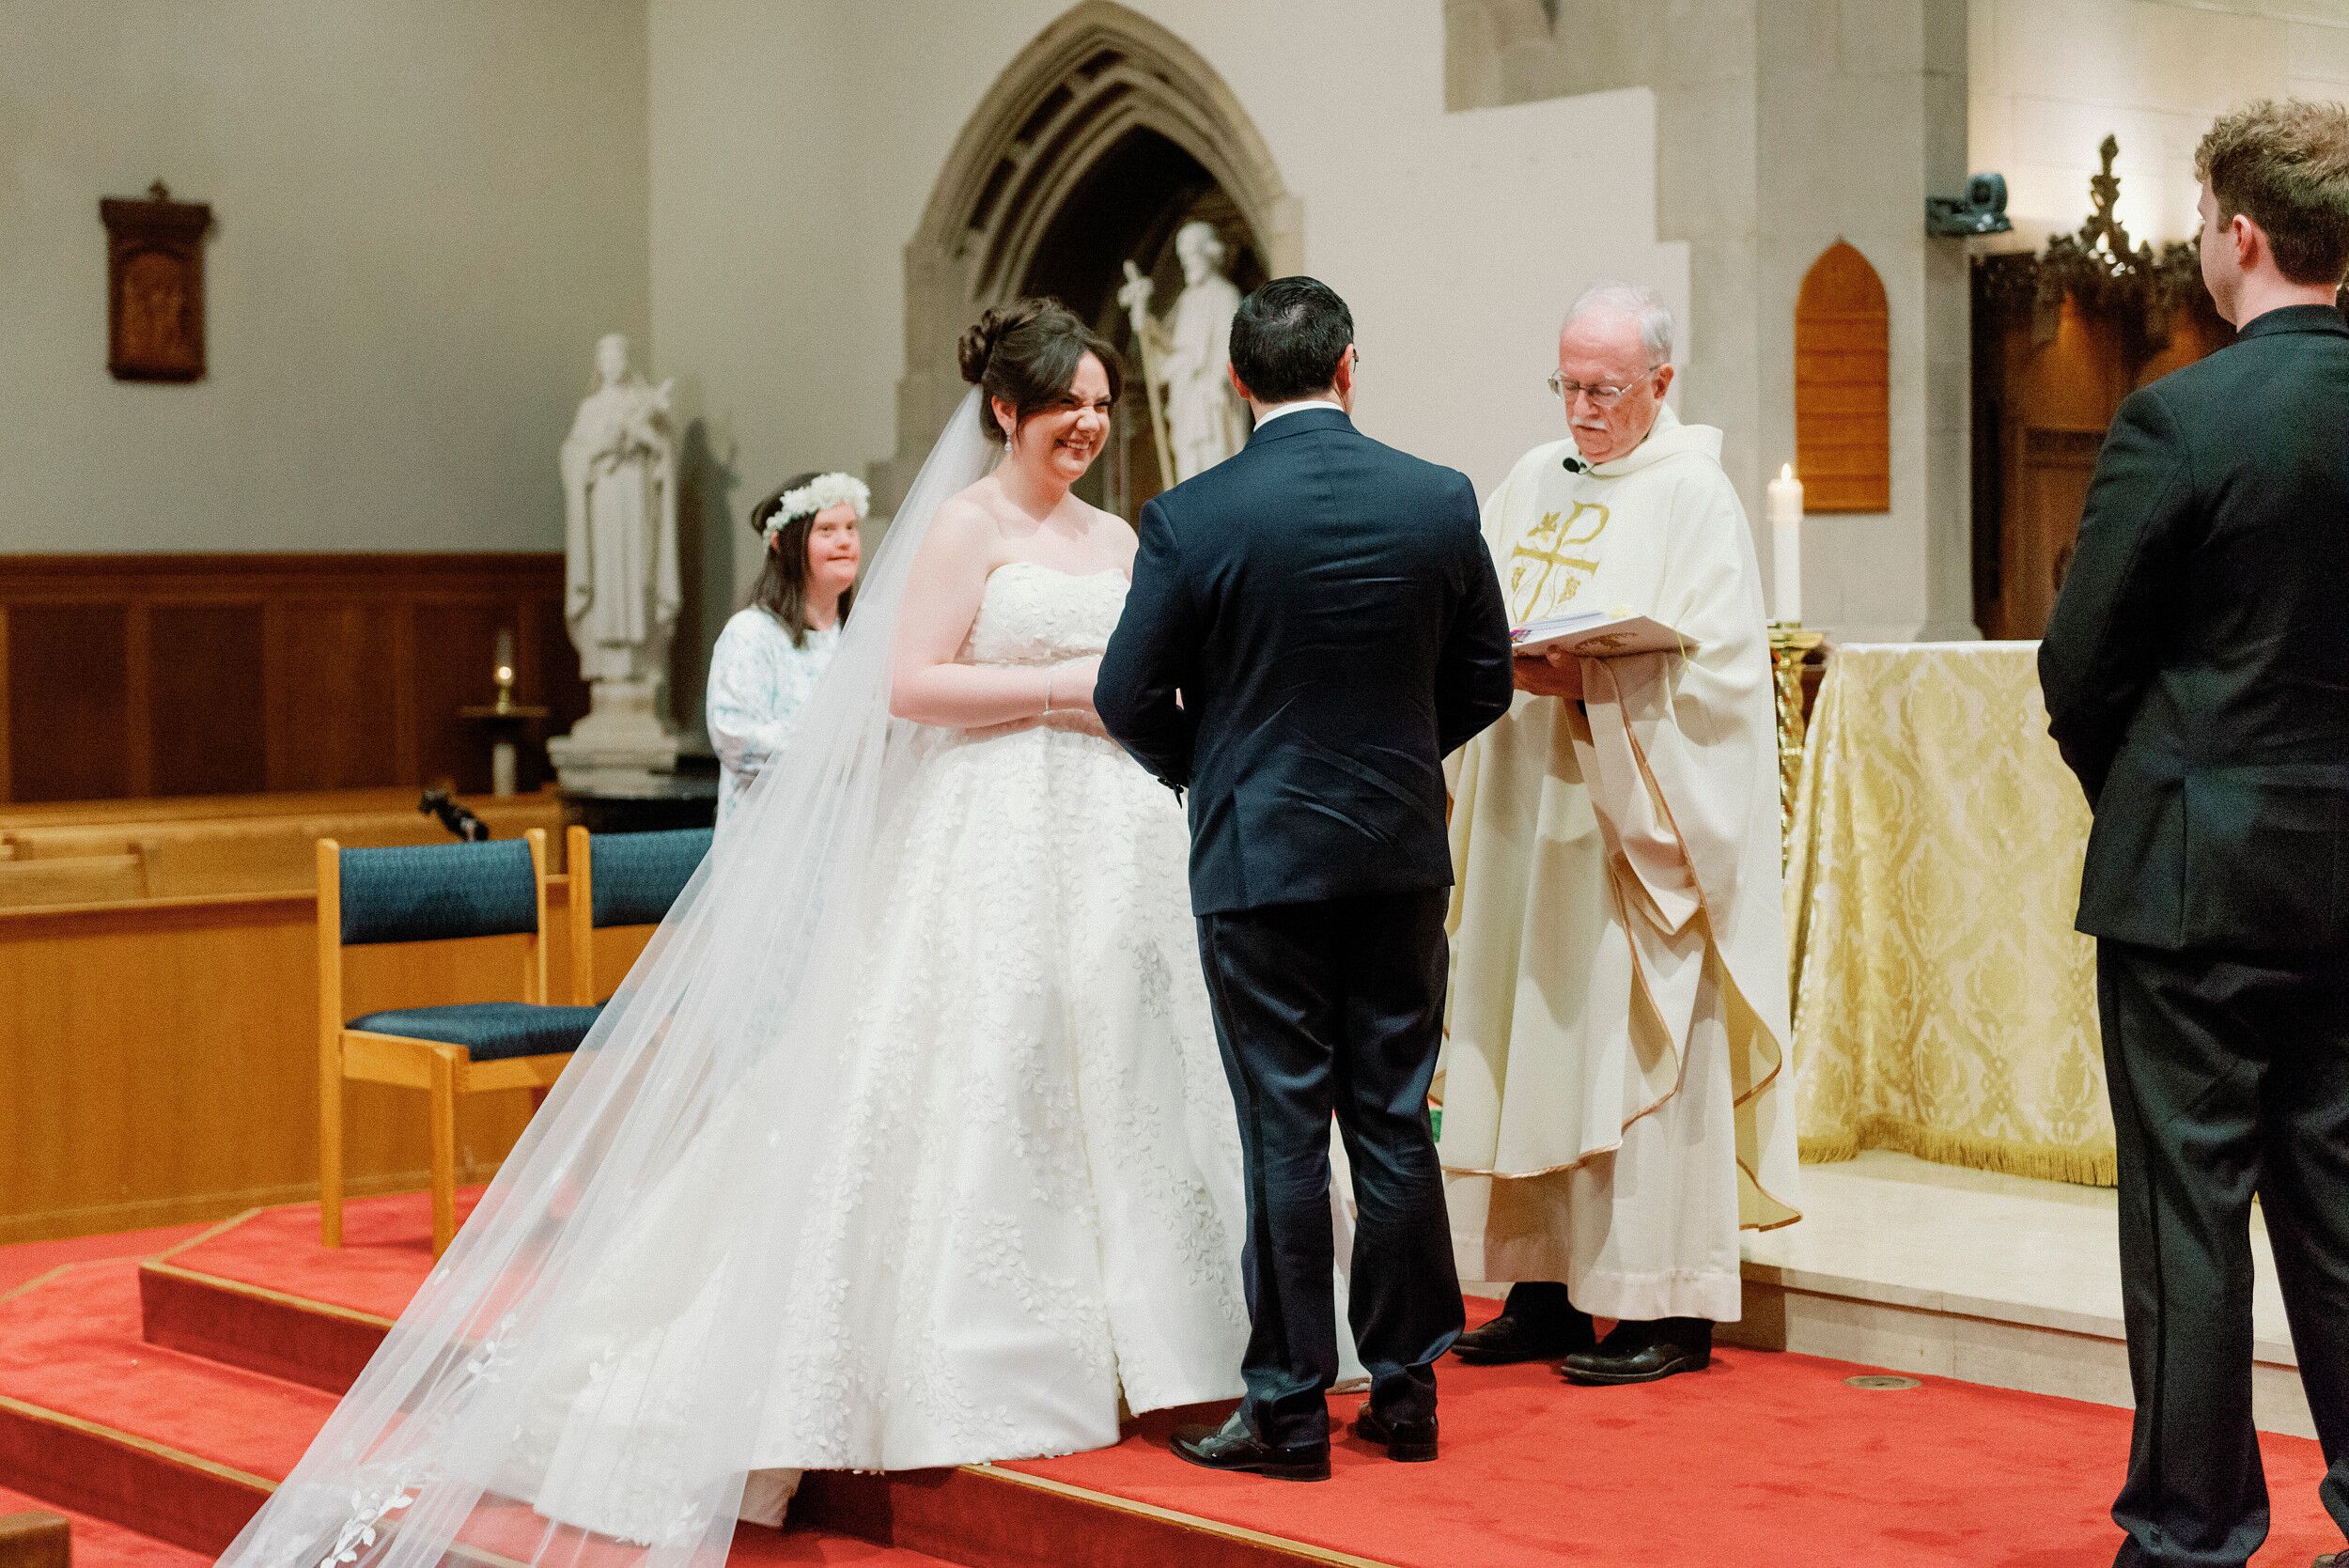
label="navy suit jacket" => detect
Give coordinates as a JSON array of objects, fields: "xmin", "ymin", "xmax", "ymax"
[
  {"xmin": 2040, "ymin": 303, "xmax": 2349, "ymax": 955},
  {"xmin": 1096, "ymin": 407, "xmax": 1516, "ymax": 916}
]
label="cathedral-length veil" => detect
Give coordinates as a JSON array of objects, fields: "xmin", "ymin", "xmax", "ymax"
[{"xmin": 222, "ymin": 396, "xmax": 1002, "ymax": 1568}]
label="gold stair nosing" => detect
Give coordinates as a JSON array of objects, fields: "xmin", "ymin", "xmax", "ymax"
[
  {"xmin": 0, "ymin": 1391, "xmax": 529, "ymax": 1568},
  {"xmin": 22, "ymin": 1206, "xmax": 1401, "ymax": 1568}
]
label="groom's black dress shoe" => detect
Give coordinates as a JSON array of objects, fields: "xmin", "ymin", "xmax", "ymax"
[
  {"xmin": 1451, "ymin": 1282, "xmax": 1597, "ymax": 1365},
  {"xmin": 1169, "ymin": 1411, "xmax": 1330, "ymax": 1482},
  {"xmin": 1561, "ymin": 1316, "xmax": 1713, "ymax": 1386},
  {"xmin": 1352, "ymin": 1401, "xmax": 1439, "ymax": 1462}
]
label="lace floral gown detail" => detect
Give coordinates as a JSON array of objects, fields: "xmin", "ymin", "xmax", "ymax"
[
  {"xmin": 756, "ymin": 562, "xmax": 1252, "ymax": 1463},
  {"xmin": 490, "ymin": 564, "xmax": 1252, "ymax": 1534}
]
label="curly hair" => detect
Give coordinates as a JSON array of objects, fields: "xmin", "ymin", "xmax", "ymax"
[
  {"xmin": 2195, "ymin": 99, "xmax": 2349, "ymax": 287},
  {"xmin": 957, "ymin": 298, "xmax": 1123, "ymax": 445}
]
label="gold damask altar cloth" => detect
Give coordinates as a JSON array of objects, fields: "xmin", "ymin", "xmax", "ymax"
[{"xmin": 1786, "ymin": 642, "xmax": 2115, "ymax": 1186}]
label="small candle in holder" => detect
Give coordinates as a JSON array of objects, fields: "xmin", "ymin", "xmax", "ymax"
[
  {"xmin": 492, "ymin": 628, "xmax": 516, "ymax": 692},
  {"xmin": 1767, "ymin": 463, "xmax": 1804, "ymax": 624}
]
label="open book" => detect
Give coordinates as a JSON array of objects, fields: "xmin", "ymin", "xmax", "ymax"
[{"xmin": 1510, "ymin": 608, "xmax": 1689, "ymax": 659}]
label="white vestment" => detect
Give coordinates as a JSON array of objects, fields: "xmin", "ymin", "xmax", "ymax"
[{"xmin": 1437, "ymin": 405, "xmax": 1800, "ymax": 1323}]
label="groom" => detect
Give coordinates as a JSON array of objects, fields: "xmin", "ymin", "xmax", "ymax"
[{"xmin": 1097, "ymin": 276, "xmax": 1516, "ymax": 1479}]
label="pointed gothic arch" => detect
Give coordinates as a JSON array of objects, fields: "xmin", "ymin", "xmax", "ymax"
[{"xmin": 884, "ymin": 3, "xmax": 1299, "ymax": 503}]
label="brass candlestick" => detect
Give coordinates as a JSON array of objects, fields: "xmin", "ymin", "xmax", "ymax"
[
  {"xmin": 492, "ymin": 628, "xmax": 518, "ymax": 715},
  {"xmin": 459, "ymin": 628, "xmax": 548, "ymax": 797},
  {"xmin": 1768, "ymin": 621, "xmax": 1826, "ymax": 869}
]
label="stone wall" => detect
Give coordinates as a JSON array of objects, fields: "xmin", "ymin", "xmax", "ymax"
[
  {"xmin": 1974, "ymin": 0, "xmax": 2349, "ymax": 254},
  {"xmin": 1447, "ymin": 0, "xmax": 1976, "ymax": 639},
  {"xmin": 0, "ymin": 0, "xmax": 652, "ymax": 555},
  {"xmin": 646, "ymin": 0, "xmax": 1685, "ymax": 601}
]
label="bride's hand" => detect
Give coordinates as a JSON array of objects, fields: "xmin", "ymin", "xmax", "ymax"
[{"xmin": 1044, "ymin": 657, "xmax": 1107, "ymax": 735}]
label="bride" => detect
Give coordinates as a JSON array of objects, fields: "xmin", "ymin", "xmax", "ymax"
[{"xmin": 223, "ymin": 300, "xmax": 1352, "ymax": 1568}]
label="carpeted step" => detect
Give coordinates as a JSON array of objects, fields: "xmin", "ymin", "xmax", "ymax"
[
  {"xmin": 0, "ymin": 1262, "xmax": 313, "ymax": 1553},
  {"xmin": 0, "ymin": 1262, "xmax": 967, "ymax": 1566},
  {"xmin": 0, "ymin": 1487, "xmax": 206, "ymax": 1568},
  {"xmin": 137, "ymin": 1194, "xmax": 443, "ymax": 1393},
  {"xmin": 20, "ymin": 1204, "xmax": 2349, "ymax": 1568}
]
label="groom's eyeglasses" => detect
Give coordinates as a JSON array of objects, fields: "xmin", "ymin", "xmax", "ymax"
[{"xmin": 1546, "ymin": 369, "xmax": 1659, "ymax": 407}]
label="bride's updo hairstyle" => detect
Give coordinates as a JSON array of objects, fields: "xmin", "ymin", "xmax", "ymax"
[{"xmin": 957, "ymin": 298, "xmax": 1123, "ymax": 446}]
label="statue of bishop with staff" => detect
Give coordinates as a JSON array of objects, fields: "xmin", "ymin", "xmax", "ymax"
[{"xmin": 1118, "ymin": 220, "xmax": 1250, "ymax": 488}]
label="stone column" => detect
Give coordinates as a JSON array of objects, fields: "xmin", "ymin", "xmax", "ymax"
[{"xmin": 1757, "ymin": 0, "xmax": 1975, "ymax": 640}]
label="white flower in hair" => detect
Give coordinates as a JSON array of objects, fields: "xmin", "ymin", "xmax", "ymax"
[{"xmin": 764, "ymin": 473, "xmax": 871, "ymax": 539}]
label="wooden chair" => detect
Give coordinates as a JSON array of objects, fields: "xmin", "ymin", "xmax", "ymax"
[
  {"xmin": 316, "ymin": 829, "xmax": 601, "ymax": 1256},
  {"xmin": 564, "ymin": 825, "xmax": 713, "ymax": 1004}
]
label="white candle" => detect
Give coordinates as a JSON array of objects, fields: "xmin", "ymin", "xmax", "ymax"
[{"xmin": 1767, "ymin": 462, "xmax": 1804, "ymax": 624}]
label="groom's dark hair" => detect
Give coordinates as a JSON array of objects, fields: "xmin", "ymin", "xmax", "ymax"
[{"xmin": 1229, "ymin": 276, "xmax": 1354, "ymax": 405}]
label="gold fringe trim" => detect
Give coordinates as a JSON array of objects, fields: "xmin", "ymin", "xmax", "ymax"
[{"xmin": 1800, "ymin": 1116, "xmax": 2116, "ymax": 1188}]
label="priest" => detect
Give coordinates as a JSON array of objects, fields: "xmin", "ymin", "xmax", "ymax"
[{"xmin": 1438, "ymin": 284, "xmax": 1799, "ymax": 1386}]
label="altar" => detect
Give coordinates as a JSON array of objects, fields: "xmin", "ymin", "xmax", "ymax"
[{"xmin": 1785, "ymin": 642, "xmax": 2115, "ymax": 1186}]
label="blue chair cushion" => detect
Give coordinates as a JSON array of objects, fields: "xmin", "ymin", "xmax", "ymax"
[
  {"xmin": 339, "ymin": 840, "xmax": 537, "ymax": 946},
  {"xmin": 589, "ymin": 828, "xmax": 712, "ymax": 929},
  {"xmin": 346, "ymin": 1001, "xmax": 601, "ymax": 1063}
]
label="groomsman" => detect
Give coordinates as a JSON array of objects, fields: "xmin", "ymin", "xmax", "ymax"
[{"xmin": 2039, "ymin": 99, "xmax": 2349, "ymax": 1568}]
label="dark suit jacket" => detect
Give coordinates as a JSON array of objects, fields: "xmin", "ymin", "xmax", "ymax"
[
  {"xmin": 1096, "ymin": 407, "xmax": 1516, "ymax": 916},
  {"xmin": 2039, "ymin": 303, "xmax": 2349, "ymax": 954}
]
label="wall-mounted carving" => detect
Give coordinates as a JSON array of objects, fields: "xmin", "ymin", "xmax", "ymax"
[
  {"xmin": 1970, "ymin": 137, "xmax": 2232, "ymax": 640},
  {"xmin": 1975, "ymin": 137, "xmax": 2203, "ymax": 349},
  {"xmin": 1794, "ymin": 240, "xmax": 1890, "ymax": 513},
  {"xmin": 100, "ymin": 181, "xmax": 213, "ymax": 382}
]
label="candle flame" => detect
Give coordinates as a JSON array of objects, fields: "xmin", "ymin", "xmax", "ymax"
[{"xmin": 1780, "ymin": 462, "xmax": 1794, "ymax": 481}]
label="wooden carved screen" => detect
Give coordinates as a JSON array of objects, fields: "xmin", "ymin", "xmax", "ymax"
[
  {"xmin": 1970, "ymin": 137, "xmax": 2233, "ymax": 641},
  {"xmin": 1794, "ymin": 241, "xmax": 1890, "ymax": 512}
]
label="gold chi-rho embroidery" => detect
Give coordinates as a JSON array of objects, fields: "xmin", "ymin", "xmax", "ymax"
[{"xmin": 1508, "ymin": 501, "xmax": 1609, "ymax": 620}]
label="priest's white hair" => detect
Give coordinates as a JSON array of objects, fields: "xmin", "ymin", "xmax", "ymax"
[{"xmin": 1563, "ymin": 282, "xmax": 1675, "ymax": 367}]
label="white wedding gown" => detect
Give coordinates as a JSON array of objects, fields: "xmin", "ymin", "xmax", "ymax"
[{"xmin": 480, "ymin": 563, "xmax": 1354, "ymax": 1541}]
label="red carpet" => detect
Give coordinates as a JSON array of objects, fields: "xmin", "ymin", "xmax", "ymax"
[
  {"xmin": 0, "ymin": 1486, "xmax": 207, "ymax": 1568},
  {"xmin": 0, "ymin": 1222, "xmax": 210, "ymax": 1297},
  {"xmin": 1007, "ymin": 1353, "xmax": 2346, "ymax": 1567},
  {"xmin": 2, "ymin": 1195, "xmax": 2342, "ymax": 1567},
  {"xmin": 161, "ymin": 1187, "xmax": 483, "ymax": 1320},
  {"xmin": 0, "ymin": 1261, "xmax": 334, "ymax": 1480}
]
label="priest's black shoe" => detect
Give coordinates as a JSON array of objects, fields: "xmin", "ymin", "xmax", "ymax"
[
  {"xmin": 1451, "ymin": 1281, "xmax": 1596, "ymax": 1365},
  {"xmin": 1352, "ymin": 1401, "xmax": 1439, "ymax": 1462},
  {"xmin": 1561, "ymin": 1316, "xmax": 1712, "ymax": 1386},
  {"xmin": 1169, "ymin": 1411, "xmax": 1330, "ymax": 1482}
]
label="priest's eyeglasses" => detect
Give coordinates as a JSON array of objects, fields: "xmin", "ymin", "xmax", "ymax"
[{"xmin": 1546, "ymin": 372, "xmax": 1651, "ymax": 407}]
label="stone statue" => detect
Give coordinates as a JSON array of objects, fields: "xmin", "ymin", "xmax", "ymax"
[
  {"xmin": 550, "ymin": 333, "xmax": 682, "ymax": 784},
  {"xmin": 1119, "ymin": 221, "xmax": 1249, "ymax": 484}
]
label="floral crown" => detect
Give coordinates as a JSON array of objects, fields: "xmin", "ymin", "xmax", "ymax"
[{"xmin": 764, "ymin": 473, "xmax": 870, "ymax": 539}]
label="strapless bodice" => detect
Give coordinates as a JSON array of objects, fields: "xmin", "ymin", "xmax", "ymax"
[{"xmin": 961, "ymin": 561, "xmax": 1128, "ymax": 667}]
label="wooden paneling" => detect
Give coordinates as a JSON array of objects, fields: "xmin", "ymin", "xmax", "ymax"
[
  {"xmin": 7, "ymin": 604, "xmax": 132, "ymax": 803},
  {"xmin": 0, "ymin": 785, "xmax": 565, "ymax": 904},
  {"xmin": 267, "ymin": 603, "xmax": 405, "ymax": 791},
  {"xmin": 150, "ymin": 604, "xmax": 267, "ymax": 797},
  {"xmin": 412, "ymin": 602, "xmax": 514, "ymax": 797},
  {"xmin": 1971, "ymin": 269, "xmax": 2232, "ymax": 640},
  {"xmin": 0, "ymin": 554, "xmax": 583, "ymax": 805},
  {"xmin": 0, "ymin": 895, "xmax": 536, "ymax": 1244},
  {"xmin": 0, "ymin": 788, "xmax": 655, "ymax": 1244},
  {"xmin": 1795, "ymin": 241, "xmax": 1891, "ymax": 514}
]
